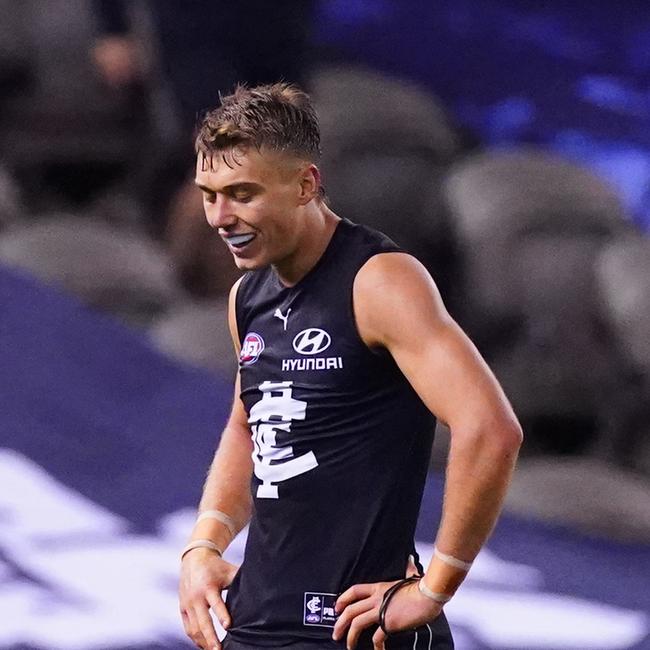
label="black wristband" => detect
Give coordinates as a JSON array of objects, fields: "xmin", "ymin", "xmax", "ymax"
[{"xmin": 378, "ymin": 576, "xmax": 420, "ymax": 636}]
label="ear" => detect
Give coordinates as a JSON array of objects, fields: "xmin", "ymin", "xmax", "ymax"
[{"xmin": 297, "ymin": 164, "xmax": 321, "ymax": 205}]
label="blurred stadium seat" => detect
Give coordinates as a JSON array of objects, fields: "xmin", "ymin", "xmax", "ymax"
[
  {"xmin": 312, "ymin": 65, "xmax": 463, "ymax": 294},
  {"xmin": 0, "ymin": 0, "xmax": 33, "ymax": 94},
  {"xmin": 0, "ymin": 215, "xmax": 182, "ymax": 325},
  {"xmin": 149, "ymin": 298, "xmax": 236, "ymax": 376},
  {"xmin": 443, "ymin": 150, "xmax": 632, "ymax": 451},
  {"xmin": 494, "ymin": 236, "xmax": 617, "ymax": 422},
  {"xmin": 444, "ymin": 150, "xmax": 629, "ymax": 329},
  {"xmin": 597, "ymin": 235, "xmax": 650, "ymax": 371},
  {"xmin": 0, "ymin": 164, "xmax": 24, "ymax": 228},
  {"xmin": 312, "ymin": 65, "xmax": 461, "ymax": 160},
  {"xmin": 595, "ymin": 235, "xmax": 650, "ymax": 473}
]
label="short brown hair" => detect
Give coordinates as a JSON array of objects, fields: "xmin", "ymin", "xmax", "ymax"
[{"xmin": 195, "ymin": 82, "xmax": 321, "ymax": 166}]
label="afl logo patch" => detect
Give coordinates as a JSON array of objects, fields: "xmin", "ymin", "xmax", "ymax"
[
  {"xmin": 240, "ymin": 332, "xmax": 265, "ymax": 365},
  {"xmin": 293, "ymin": 328, "xmax": 331, "ymax": 355}
]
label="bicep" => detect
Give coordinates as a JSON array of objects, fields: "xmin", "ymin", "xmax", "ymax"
[
  {"xmin": 355, "ymin": 254, "xmax": 516, "ymax": 432},
  {"xmin": 393, "ymin": 316, "xmax": 513, "ymax": 432}
]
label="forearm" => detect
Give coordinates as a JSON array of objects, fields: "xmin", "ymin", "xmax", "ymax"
[
  {"xmin": 423, "ymin": 420, "xmax": 522, "ymax": 595},
  {"xmin": 189, "ymin": 422, "xmax": 254, "ymax": 553}
]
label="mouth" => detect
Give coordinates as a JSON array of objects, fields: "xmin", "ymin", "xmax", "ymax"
[{"xmin": 224, "ymin": 233, "xmax": 257, "ymax": 249}]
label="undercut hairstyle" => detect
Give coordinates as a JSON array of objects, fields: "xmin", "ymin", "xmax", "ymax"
[{"xmin": 195, "ymin": 82, "xmax": 322, "ymax": 167}]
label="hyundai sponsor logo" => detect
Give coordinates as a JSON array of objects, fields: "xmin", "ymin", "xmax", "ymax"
[
  {"xmin": 292, "ymin": 328, "xmax": 331, "ymax": 355},
  {"xmin": 281, "ymin": 356, "xmax": 343, "ymax": 371}
]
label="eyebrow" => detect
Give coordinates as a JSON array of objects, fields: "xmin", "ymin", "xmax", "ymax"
[{"xmin": 194, "ymin": 181, "xmax": 261, "ymax": 194}]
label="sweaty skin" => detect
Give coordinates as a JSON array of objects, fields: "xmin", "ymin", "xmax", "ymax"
[{"xmin": 179, "ymin": 148, "xmax": 522, "ymax": 650}]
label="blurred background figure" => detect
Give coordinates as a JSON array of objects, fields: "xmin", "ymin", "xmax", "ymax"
[
  {"xmin": 0, "ymin": 2, "xmax": 649, "ymax": 649},
  {"xmin": 93, "ymin": 0, "xmax": 316, "ymax": 298}
]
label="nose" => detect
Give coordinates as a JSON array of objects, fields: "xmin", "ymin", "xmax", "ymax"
[{"xmin": 205, "ymin": 194, "xmax": 237, "ymax": 230}]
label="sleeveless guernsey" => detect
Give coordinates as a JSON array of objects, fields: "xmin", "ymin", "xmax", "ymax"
[{"xmin": 226, "ymin": 218, "xmax": 453, "ymax": 649}]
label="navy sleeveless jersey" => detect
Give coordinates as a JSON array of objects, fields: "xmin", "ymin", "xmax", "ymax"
[{"xmin": 226, "ymin": 218, "xmax": 453, "ymax": 649}]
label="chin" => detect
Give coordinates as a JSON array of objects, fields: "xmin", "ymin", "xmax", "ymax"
[{"xmin": 233, "ymin": 256, "xmax": 266, "ymax": 271}]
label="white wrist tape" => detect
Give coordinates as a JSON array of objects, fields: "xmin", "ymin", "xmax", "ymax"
[
  {"xmin": 181, "ymin": 539, "xmax": 223, "ymax": 561},
  {"xmin": 196, "ymin": 509, "xmax": 236, "ymax": 538},
  {"xmin": 434, "ymin": 547, "xmax": 473, "ymax": 572},
  {"xmin": 418, "ymin": 579, "xmax": 452, "ymax": 604}
]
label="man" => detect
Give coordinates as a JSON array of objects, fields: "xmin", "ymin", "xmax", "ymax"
[{"xmin": 179, "ymin": 83, "xmax": 522, "ymax": 650}]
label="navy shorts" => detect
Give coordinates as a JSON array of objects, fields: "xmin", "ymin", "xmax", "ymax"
[{"xmin": 222, "ymin": 619, "xmax": 453, "ymax": 650}]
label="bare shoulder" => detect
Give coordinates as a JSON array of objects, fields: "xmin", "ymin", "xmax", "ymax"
[
  {"xmin": 228, "ymin": 276, "xmax": 245, "ymax": 354},
  {"xmin": 353, "ymin": 252, "xmax": 451, "ymax": 349},
  {"xmin": 228, "ymin": 276, "xmax": 244, "ymax": 308}
]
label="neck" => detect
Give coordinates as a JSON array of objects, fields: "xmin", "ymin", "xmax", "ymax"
[{"xmin": 274, "ymin": 202, "xmax": 340, "ymax": 287}]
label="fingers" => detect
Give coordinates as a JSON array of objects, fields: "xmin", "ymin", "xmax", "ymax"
[
  {"xmin": 372, "ymin": 626, "xmax": 387, "ymax": 650},
  {"xmin": 346, "ymin": 609, "xmax": 379, "ymax": 650},
  {"xmin": 181, "ymin": 592, "xmax": 226, "ymax": 650},
  {"xmin": 206, "ymin": 588, "xmax": 231, "ymax": 631},
  {"xmin": 182, "ymin": 606, "xmax": 209, "ymax": 649},
  {"xmin": 180, "ymin": 608, "xmax": 192, "ymax": 639},
  {"xmin": 195, "ymin": 603, "xmax": 221, "ymax": 650},
  {"xmin": 333, "ymin": 598, "xmax": 374, "ymax": 641},
  {"xmin": 335, "ymin": 583, "xmax": 374, "ymax": 613}
]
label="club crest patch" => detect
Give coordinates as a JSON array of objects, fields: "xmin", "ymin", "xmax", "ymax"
[
  {"xmin": 303, "ymin": 592, "xmax": 339, "ymax": 627},
  {"xmin": 240, "ymin": 332, "xmax": 265, "ymax": 365}
]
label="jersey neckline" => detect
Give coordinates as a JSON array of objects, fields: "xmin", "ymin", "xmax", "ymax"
[{"xmin": 271, "ymin": 217, "xmax": 347, "ymax": 292}]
